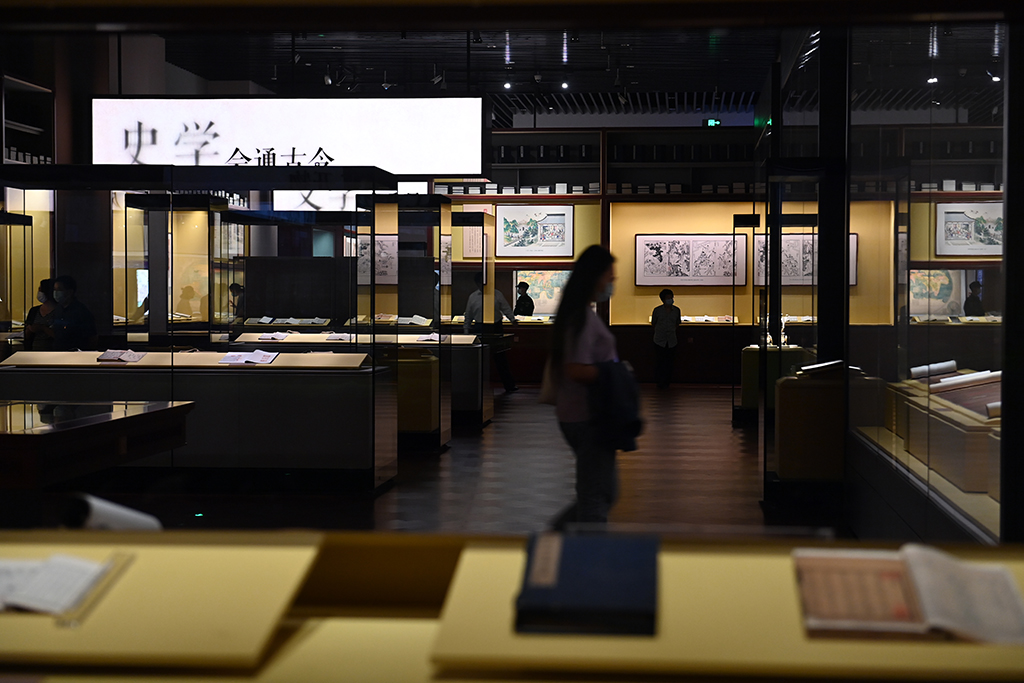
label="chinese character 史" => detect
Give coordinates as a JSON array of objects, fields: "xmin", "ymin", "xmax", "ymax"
[{"xmin": 124, "ymin": 121, "xmax": 158, "ymax": 164}]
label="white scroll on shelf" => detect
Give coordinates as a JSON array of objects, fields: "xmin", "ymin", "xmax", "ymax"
[
  {"xmin": 910, "ymin": 360, "xmax": 957, "ymax": 379},
  {"xmin": 930, "ymin": 370, "xmax": 1001, "ymax": 393}
]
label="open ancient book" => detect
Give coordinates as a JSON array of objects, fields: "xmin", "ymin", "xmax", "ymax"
[
  {"xmin": 96, "ymin": 349, "xmax": 147, "ymax": 362},
  {"xmin": 793, "ymin": 544, "xmax": 1024, "ymax": 643}
]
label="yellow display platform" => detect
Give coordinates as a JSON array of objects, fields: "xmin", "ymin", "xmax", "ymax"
[
  {"xmin": 233, "ymin": 333, "xmax": 478, "ymax": 346},
  {"xmin": 431, "ymin": 542, "xmax": 1024, "ymax": 680},
  {"xmin": 31, "ymin": 618, "xmax": 439, "ymax": 683},
  {"xmin": 1, "ymin": 351, "xmax": 368, "ymax": 370},
  {"xmin": 0, "ymin": 532, "xmax": 321, "ymax": 668}
]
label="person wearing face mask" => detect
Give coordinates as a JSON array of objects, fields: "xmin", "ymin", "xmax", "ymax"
[
  {"xmin": 24, "ymin": 279, "xmax": 59, "ymax": 351},
  {"xmin": 549, "ymin": 245, "xmax": 622, "ymax": 526},
  {"xmin": 51, "ymin": 275, "xmax": 97, "ymax": 351},
  {"xmin": 651, "ymin": 288, "xmax": 681, "ymax": 390}
]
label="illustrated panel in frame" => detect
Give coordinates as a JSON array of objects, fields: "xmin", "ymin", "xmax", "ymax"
[
  {"xmin": 635, "ymin": 234, "xmax": 747, "ymax": 286},
  {"xmin": 357, "ymin": 234, "xmax": 399, "ymax": 285},
  {"xmin": 908, "ymin": 269, "xmax": 967, "ymax": 316},
  {"xmin": 935, "ymin": 202, "xmax": 1003, "ymax": 257},
  {"xmin": 495, "ymin": 205, "xmax": 574, "ymax": 257},
  {"xmin": 753, "ymin": 233, "xmax": 859, "ymax": 286}
]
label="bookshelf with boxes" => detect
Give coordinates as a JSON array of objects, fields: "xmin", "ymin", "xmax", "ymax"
[
  {"xmin": 2, "ymin": 75, "xmax": 54, "ymax": 165},
  {"xmin": 904, "ymin": 125, "xmax": 1003, "ymax": 194},
  {"xmin": 604, "ymin": 128, "xmax": 758, "ymax": 198},
  {"xmin": 435, "ymin": 130, "xmax": 601, "ymax": 198}
]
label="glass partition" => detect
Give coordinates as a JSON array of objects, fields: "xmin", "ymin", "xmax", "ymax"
[
  {"xmin": 847, "ymin": 22, "xmax": 1005, "ymax": 542},
  {"xmin": 2, "ymin": 189, "xmax": 52, "ymax": 344}
]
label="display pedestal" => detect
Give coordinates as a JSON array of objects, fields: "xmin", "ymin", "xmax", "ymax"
[{"xmin": 740, "ymin": 345, "xmax": 812, "ymax": 410}]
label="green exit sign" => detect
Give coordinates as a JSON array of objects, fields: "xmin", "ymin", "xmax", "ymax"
[{"xmin": 703, "ymin": 118, "xmax": 722, "ymax": 127}]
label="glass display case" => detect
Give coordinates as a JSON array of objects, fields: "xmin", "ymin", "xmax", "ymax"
[
  {"xmin": 1, "ymin": 188, "xmax": 52, "ymax": 357},
  {"xmin": 845, "ymin": 22, "xmax": 1005, "ymax": 542},
  {"xmin": 355, "ymin": 194, "xmax": 458, "ymax": 450},
  {"xmin": 1, "ymin": 164, "xmax": 401, "ymax": 489}
]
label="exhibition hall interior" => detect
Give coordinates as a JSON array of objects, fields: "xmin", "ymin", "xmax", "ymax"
[{"xmin": 2, "ymin": 1, "xmax": 1024, "ymax": 679}]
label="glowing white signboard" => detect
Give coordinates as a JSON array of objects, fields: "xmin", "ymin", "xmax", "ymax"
[{"xmin": 92, "ymin": 97, "xmax": 482, "ymax": 175}]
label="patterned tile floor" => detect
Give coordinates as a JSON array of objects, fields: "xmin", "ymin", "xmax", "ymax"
[{"xmin": 22, "ymin": 386, "xmax": 769, "ymax": 534}]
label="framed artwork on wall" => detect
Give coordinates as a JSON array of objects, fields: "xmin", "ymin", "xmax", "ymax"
[
  {"xmin": 752, "ymin": 233, "xmax": 859, "ymax": 286},
  {"xmin": 897, "ymin": 232, "xmax": 908, "ymax": 285},
  {"xmin": 495, "ymin": 205, "xmax": 574, "ymax": 257},
  {"xmin": 357, "ymin": 234, "xmax": 399, "ymax": 285},
  {"xmin": 908, "ymin": 269, "xmax": 967, "ymax": 316},
  {"xmin": 634, "ymin": 234, "xmax": 747, "ymax": 286},
  {"xmin": 440, "ymin": 235, "xmax": 453, "ymax": 285},
  {"xmin": 935, "ymin": 202, "xmax": 1003, "ymax": 256},
  {"xmin": 512, "ymin": 270, "xmax": 572, "ymax": 315}
]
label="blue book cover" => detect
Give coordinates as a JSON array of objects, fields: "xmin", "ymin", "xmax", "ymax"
[{"xmin": 514, "ymin": 533, "xmax": 658, "ymax": 636}]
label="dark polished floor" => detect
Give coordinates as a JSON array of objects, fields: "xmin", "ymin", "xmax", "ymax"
[{"xmin": 23, "ymin": 385, "xmax": 772, "ymax": 535}]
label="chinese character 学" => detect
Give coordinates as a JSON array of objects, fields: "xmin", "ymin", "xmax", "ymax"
[{"xmin": 174, "ymin": 121, "xmax": 220, "ymax": 165}]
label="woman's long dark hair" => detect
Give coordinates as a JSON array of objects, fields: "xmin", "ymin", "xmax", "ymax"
[{"xmin": 551, "ymin": 245, "xmax": 615, "ymax": 371}]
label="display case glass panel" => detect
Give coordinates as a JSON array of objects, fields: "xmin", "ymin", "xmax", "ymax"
[
  {"xmin": 2, "ymin": 189, "xmax": 52, "ymax": 339},
  {"xmin": 847, "ymin": 22, "xmax": 1004, "ymax": 542}
]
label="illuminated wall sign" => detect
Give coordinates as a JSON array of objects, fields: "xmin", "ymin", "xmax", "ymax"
[{"xmin": 92, "ymin": 97, "xmax": 483, "ymax": 176}]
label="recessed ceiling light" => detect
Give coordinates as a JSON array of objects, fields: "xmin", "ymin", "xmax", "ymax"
[
  {"xmin": 927, "ymin": 76, "xmax": 938, "ymax": 84},
  {"xmin": 561, "ymin": 81, "xmax": 569, "ymax": 89},
  {"xmin": 503, "ymin": 82, "xmax": 511, "ymax": 89}
]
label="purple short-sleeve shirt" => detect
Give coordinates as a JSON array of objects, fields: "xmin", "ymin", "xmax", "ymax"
[{"xmin": 556, "ymin": 307, "xmax": 618, "ymax": 423}]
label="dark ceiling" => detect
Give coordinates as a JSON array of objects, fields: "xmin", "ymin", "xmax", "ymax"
[{"xmin": 162, "ymin": 23, "xmax": 1005, "ymax": 127}]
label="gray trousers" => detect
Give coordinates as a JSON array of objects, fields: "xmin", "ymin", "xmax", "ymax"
[{"xmin": 558, "ymin": 420, "xmax": 619, "ymax": 525}]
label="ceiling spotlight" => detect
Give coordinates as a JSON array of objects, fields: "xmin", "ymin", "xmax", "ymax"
[
  {"xmin": 271, "ymin": 65, "xmax": 278, "ymax": 81},
  {"xmin": 534, "ymin": 73, "xmax": 542, "ymax": 83},
  {"xmin": 381, "ymin": 70, "xmax": 394, "ymax": 90},
  {"xmin": 618, "ymin": 93, "xmax": 627, "ymax": 105},
  {"xmin": 988, "ymin": 71, "xmax": 1002, "ymax": 82},
  {"xmin": 293, "ymin": 53, "xmax": 301, "ymax": 64},
  {"xmin": 472, "ymin": 30, "xmax": 482, "ymax": 44},
  {"xmin": 324, "ymin": 73, "xmax": 332, "ymax": 86},
  {"xmin": 927, "ymin": 76, "xmax": 938, "ymax": 84},
  {"xmin": 561, "ymin": 81, "xmax": 569, "ymax": 89},
  {"xmin": 503, "ymin": 81, "xmax": 511, "ymax": 89},
  {"xmin": 430, "ymin": 63, "xmax": 443, "ymax": 85},
  {"xmin": 440, "ymin": 70, "xmax": 447, "ymax": 90}
]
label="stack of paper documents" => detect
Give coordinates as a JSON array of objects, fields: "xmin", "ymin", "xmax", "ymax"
[{"xmin": 219, "ymin": 350, "xmax": 279, "ymax": 365}]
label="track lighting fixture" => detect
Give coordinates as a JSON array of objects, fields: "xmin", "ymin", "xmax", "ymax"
[
  {"xmin": 561, "ymin": 81, "xmax": 569, "ymax": 89},
  {"xmin": 927, "ymin": 76, "xmax": 938, "ymax": 84},
  {"xmin": 503, "ymin": 82, "xmax": 511, "ymax": 89},
  {"xmin": 472, "ymin": 30, "xmax": 482, "ymax": 43},
  {"xmin": 382, "ymin": 70, "xmax": 394, "ymax": 89}
]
